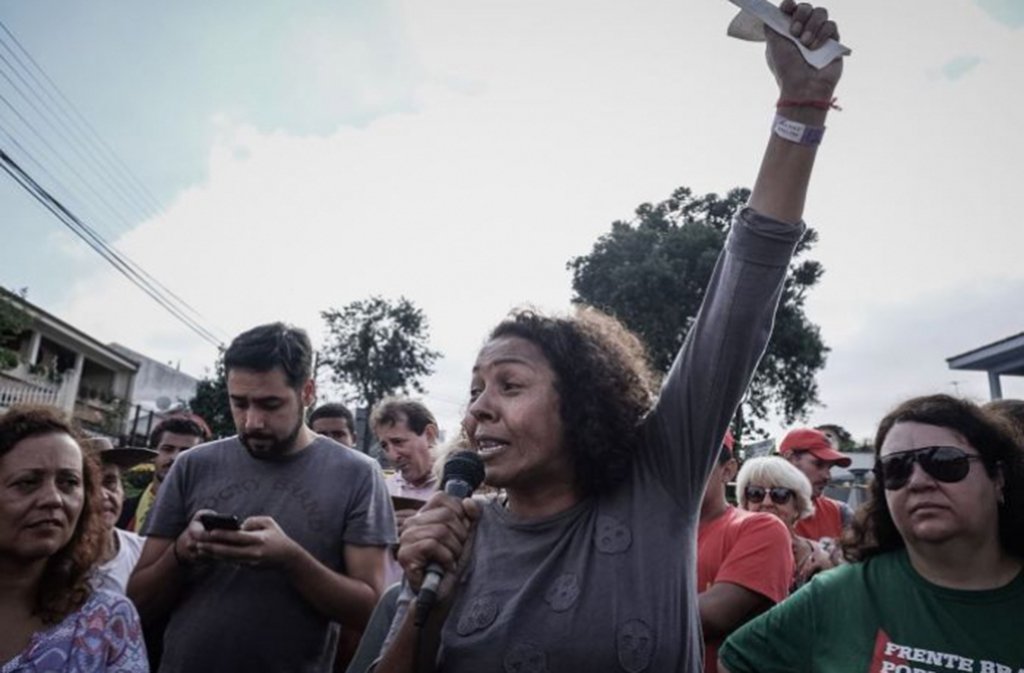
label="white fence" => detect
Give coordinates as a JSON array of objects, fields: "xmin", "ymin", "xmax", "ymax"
[{"xmin": 0, "ymin": 380, "xmax": 61, "ymax": 409}]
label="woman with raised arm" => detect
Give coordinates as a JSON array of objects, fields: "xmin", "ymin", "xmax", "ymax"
[
  {"xmin": 377, "ymin": 2, "xmax": 845, "ymax": 671},
  {"xmin": 719, "ymin": 395, "xmax": 1024, "ymax": 672}
]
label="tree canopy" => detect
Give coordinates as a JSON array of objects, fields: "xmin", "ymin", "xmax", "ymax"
[
  {"xmin": 319, "ymin": 296, "xmax": 441, "ymax": 413},
  {"xmin": 0, "ymin": 288, "xmax": 31, "ymax": 370},
  {"xmin": 568, "ymin": 186, "xmax": 828, "ymax": 440},
  {"xmin": 189, "ymin": 353, "xmax": 234, "ymax": 439}
]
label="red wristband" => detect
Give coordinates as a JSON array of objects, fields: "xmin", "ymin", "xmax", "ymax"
[{"xmin": 776, "ymin": 97, "xmax": 842, "ymax": 111}]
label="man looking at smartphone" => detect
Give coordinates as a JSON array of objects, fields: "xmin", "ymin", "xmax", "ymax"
[{"xmin": 128, "ymin": 322, "xmax": 396, "ymax": 673}]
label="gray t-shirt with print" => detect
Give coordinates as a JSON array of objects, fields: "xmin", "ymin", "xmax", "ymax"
[
  {"xmin": 433, "ymin": 208, "xmax": 804, "ymax": 672},
  {"xmin": 146, "ymin": 435, "xmax": 397, "ymax": 673}
]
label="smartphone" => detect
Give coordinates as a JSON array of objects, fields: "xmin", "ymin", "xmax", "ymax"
[
  {"xmin": 390, "ymin": 495, "xmax": 427, "ymax": 512},
  {"xmin": 199, "ymin": 513, "xmax": 241, "ymax": 531}
]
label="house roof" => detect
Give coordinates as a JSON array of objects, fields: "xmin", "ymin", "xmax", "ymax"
[
  {"xmin": 1, "ymin": 288, "xmax": 139, "ymax": 373},
  {"xmin": 947, "ymin": 331, "xmax": 1024, "ymax": 376}
]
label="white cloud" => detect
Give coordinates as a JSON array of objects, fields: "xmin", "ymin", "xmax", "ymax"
[
  {"xmin": 804, "ymin": 279, "xmax": 1024, "ymax": 443},
  {"xmin": 45, "ymin": 0, "xmax": 1024, "ymax": 436}
]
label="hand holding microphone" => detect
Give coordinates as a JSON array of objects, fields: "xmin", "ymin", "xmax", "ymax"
[{"xmin": 395, "ymin": 451, "xmax": 485, "ymax": 627}]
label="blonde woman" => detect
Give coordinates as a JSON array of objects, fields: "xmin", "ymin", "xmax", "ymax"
[{"xmin": 736, "ymin": 456, "xmax": 838, "ymax": 589}]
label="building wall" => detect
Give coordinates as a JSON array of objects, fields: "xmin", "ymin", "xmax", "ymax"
[{"xmin": 109, "ymin": 344, "xmax": 198, "ymax": 410}]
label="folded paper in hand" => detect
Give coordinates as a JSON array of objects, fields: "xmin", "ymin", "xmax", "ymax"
[{"xmin": 727, "ymin": 0, "xmax": 850, "ymax": 70}]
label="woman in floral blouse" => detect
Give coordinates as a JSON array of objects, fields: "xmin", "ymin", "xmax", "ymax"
[{"xmin": 0, "ymin": 405, "xmax": 147, "ymax": 672}]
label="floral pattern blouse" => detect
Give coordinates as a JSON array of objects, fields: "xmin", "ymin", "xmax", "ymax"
[{"xmin": 1, "ymin": 590, "xmax": 147, "ymax": 672}]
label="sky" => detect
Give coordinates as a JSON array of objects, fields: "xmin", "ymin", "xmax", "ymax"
[{"xmin": 1, "ymin": 0, "xmax": 1022, "ymax": 443}]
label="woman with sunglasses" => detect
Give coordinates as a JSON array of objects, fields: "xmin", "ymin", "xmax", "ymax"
[
  {"xmin": 719, "ymin": 394, "xmax": 1024, "ymax": 672},
  {"xmin": 735, "ymin": 457, "xmax": 837, "ymax": 590}
]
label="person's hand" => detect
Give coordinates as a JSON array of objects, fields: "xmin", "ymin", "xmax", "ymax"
[
  {"xmin": 397, "ymin": 493, "xmax": 481, "ymax": 601},
  {"xmin": 804, "ymin": 543, "xmax": 836, "ymax": 578},
  {"xmin": 174, "ymin": 509, "xmax": 216, "ymax": 565},
  {"xmin": 394, "ymin": 508, "xmax": 420, "ymax": 536},
  {"xmin": 195, "ymin": 515, "xmax": 302, "ymax": 569},
  {"xmin": 766, "ymin": 0, "xmax": 843, "ymax": 100}
]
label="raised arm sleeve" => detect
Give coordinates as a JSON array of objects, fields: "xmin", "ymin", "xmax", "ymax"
[{"xmin": 641, "ymin": 208, "xmax": 805, "ymax": 507}]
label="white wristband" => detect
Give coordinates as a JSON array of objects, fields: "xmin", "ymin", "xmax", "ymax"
[{"xmin": 773, "ymin": 114, "xmax": 825, "ymax": 146}]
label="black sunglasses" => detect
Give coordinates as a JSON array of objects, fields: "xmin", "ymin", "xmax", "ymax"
[
  {"xmin": 875, "ymin": 446, "xmax": 984, "ymax": 490},
  {"xmin": 744, "ymin": 485, "xmax": 795, "ymax": 506}
]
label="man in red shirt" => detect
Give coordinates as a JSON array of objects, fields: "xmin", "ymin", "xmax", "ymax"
[
  {"xmin": 698, "ymin": 434, "xmax": 793, "ymax": 673},
  {"xmin": 779, "ymin": 427, "xmax": 853, "ymax": 541}
]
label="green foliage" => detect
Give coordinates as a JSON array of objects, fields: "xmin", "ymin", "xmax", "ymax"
[
  {"xmin": 816, "ymin": 423, "xmax": 859, "ymax": 452},
  {"xmin": 0, "ymin": 287, "xmax": 31, "ymax": 370},
  {"xmin": 319, "ymin": 296, "xmax": 441, "ymax": 411},
  {"xmin": 568, "ymin": 186, "xmax": 829, "ymax": 441},
  {"xmin": 98, "ymin": 397, "xmax": 130, "ymax": 438},
  {"xmin": 189, "ymin": 353, "xmax": 234, "ymax": 439}
]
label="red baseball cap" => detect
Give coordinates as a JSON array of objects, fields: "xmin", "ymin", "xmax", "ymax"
[{"xmin": 779, "ymin": 428, "xmax": 851, "ymax": 467}]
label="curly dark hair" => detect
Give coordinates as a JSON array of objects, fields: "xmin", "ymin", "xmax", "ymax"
[
  {"xmin": 488, "ymin": 306, "xmax": 657, "ymax": 496},
  {"xmin": 0, "ymin": 405, "xmax": 104, "ymax": 623},
  {"xmin": 844, "ymin": 394, "xmax": 1024, "ymax": 562}
]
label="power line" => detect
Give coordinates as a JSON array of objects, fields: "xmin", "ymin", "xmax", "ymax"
[
  {"xmin": 0, "ymin": 20, "xmax": 164, "ymax": 217},
  {"xmin": 0, "ymin": 19, "xmax": 229, "ymax": 347},
  {"xmin": 0, "ymin": 46, "xmax": 153, "ymax": 230},
  {"xmin": 0, "ymin": 88, "xmax": 137, "ymax": 240},
  {"xmin": 0, "ymin": 112, "xmax": 220, "ymax": 344},
  {"xmin": 0, "ymin": 147, "xmax": 224, "ymax": 349}
]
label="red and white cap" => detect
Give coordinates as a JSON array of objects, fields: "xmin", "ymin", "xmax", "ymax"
[{"xmin": 778, "ymin": 428, "xmax": 851, "ymax": 468}]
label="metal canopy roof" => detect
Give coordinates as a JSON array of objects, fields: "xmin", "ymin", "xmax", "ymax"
[
  {"xmin": 947, "ymin": 332, "xmax": 1024, "ymax": 375},
  {"xmin": 947, "ymin": 331, "xmax": 1024, "ymax": 399}
]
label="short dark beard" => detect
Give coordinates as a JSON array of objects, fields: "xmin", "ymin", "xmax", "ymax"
[{"xmin": 240, "ymin": 414, "xmax": 304, "ymax": 460}]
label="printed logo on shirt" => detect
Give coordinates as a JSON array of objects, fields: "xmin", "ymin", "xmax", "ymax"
[
  {"xmin": 544, "ymin": 573, "xmax": 581, "ymax": 612},
  {"xmin": 198, "ymin": 477, "xmax": 329, "ymax": 532},
  {"xmin": 868, "ymin": 630, "xmax": 1022, "ymax": 673},
  {"xmin": 503, "ymin": 642, "xmax": 547, "ymax": 673},
  {"xmin": 456, "ymin": 594, "xmax": 500, "ymax": 636},
  {"xmin": 617, "ymin": 618, "xmax": 654, "ymax": 673},
  {"xmin": 595, "ymin": 516, "xmax": 632, "ymax": 554}
]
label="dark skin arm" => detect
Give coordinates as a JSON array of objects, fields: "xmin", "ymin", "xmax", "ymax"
[
  {"xmin": 748, "ymin": 0, "xmax": 843, "ymax": 225},
  {"xmin": 374, "ymin": 494, "xmax": 481, "ymax": 673},
  {"xmin": 699, "ymin": 582, "xmax": 774, "ymax": 640},
  {"xmin": 717, "ymin": 4, "xmax": 845, "ymax": 670}
]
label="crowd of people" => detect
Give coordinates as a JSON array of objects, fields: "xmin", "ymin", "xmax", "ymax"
[{"xmin": 4, "ymin": 2, "xmax": 1024, "ymax": 672}]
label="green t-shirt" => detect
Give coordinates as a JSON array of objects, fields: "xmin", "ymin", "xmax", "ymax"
[{"xmin": 720, "ymin": 549, "xmax": 1024, "ymax": 673}]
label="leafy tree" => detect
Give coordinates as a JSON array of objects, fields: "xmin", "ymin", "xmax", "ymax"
[
  {"xmin": 319, "ymin": 296, "xmax": 441, "ymax": 413},
  {"xmin": 0, "ymin": 287, "xmax": 31, "ymax": 370},
  {"xmin": 189, "ymin": 353, "xmax": 234, "ymax": 439},
  {"xmin": 815, "ymin": 423, "xmax": 860, "ymax": 452},
  {"xmin": 568, "ymin": 186, "xmax": 828, "ymax": 441}
]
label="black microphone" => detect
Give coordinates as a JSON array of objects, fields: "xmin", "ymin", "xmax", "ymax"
[{"xmin": 414, "ymin": 450, "xmax": 485, "ymax": 627}]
